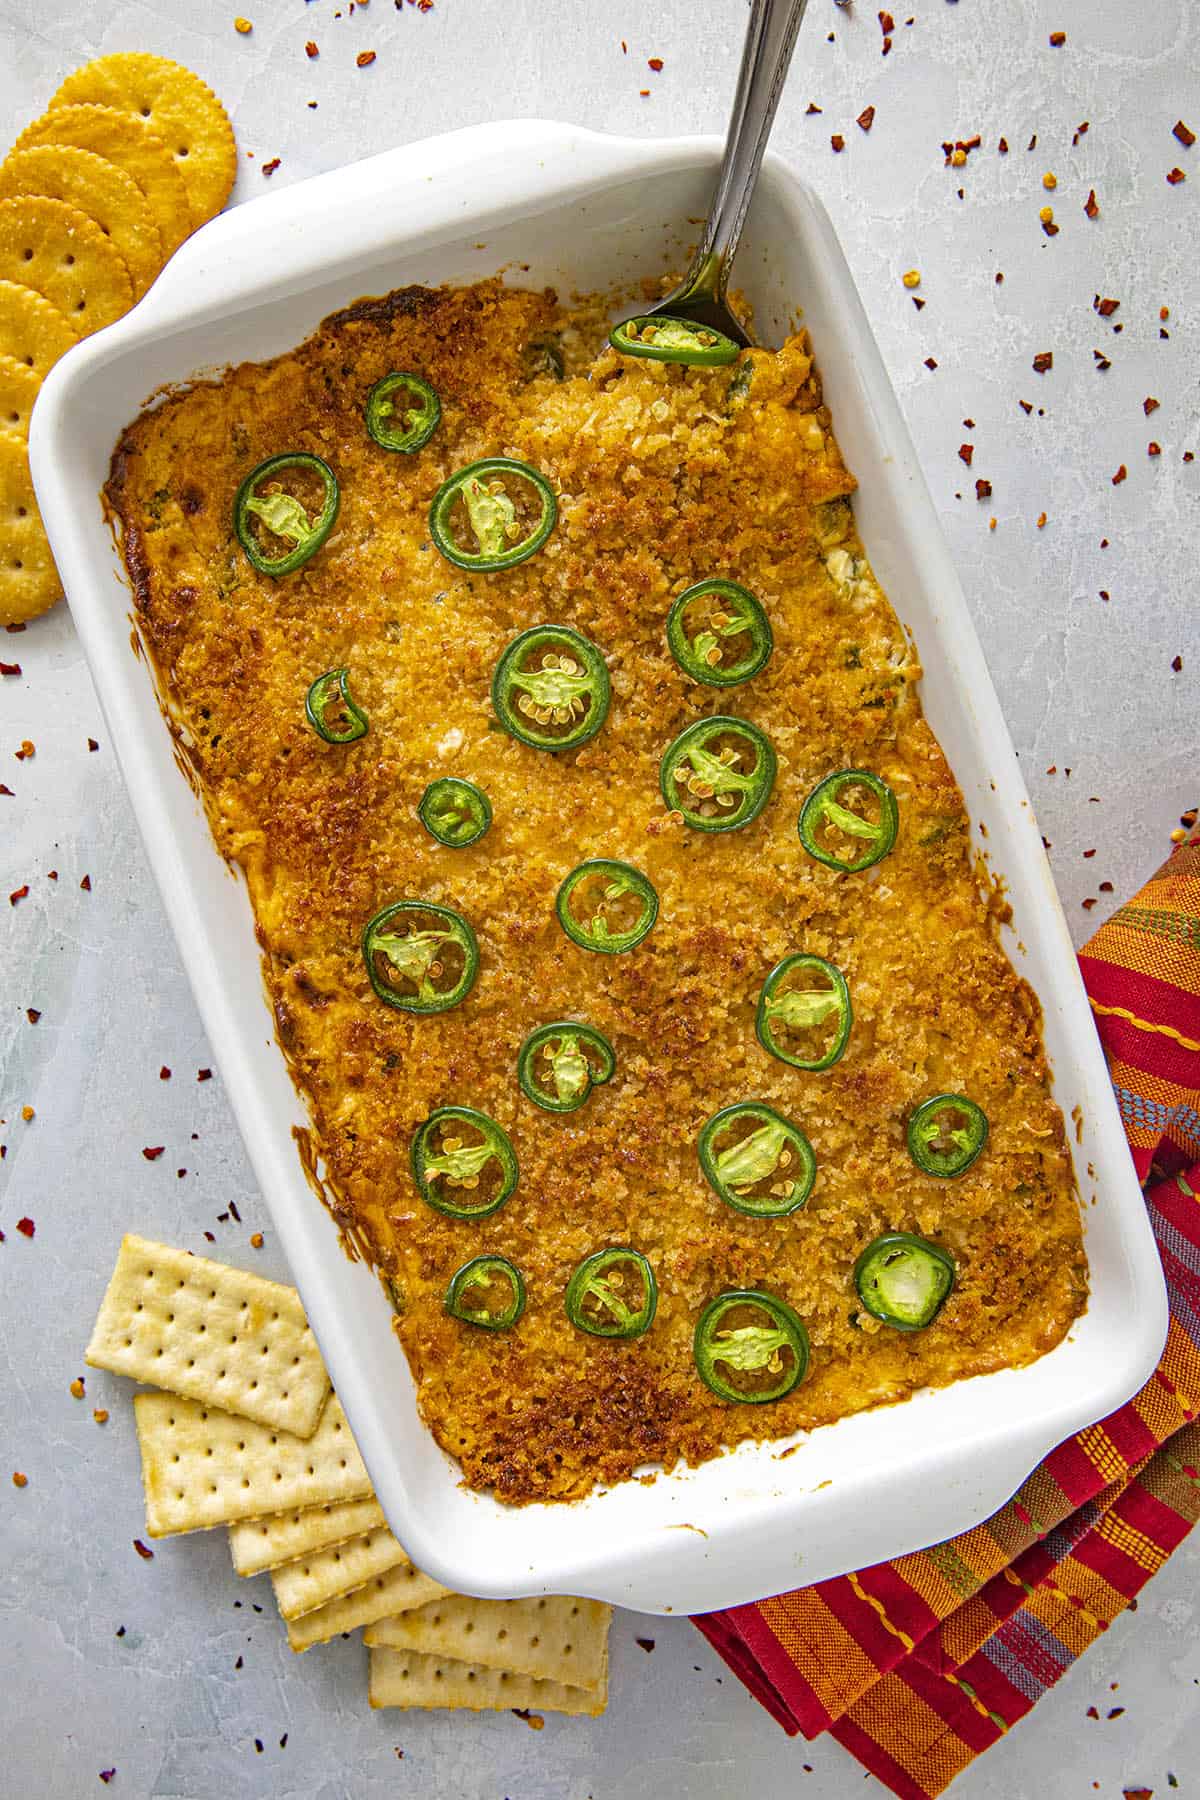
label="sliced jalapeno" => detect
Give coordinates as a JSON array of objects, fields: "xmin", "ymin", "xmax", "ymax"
[
  {"xmin": 660, "ymin": 715, "xmax": 776, "ymax": 832},
  {"xmin": 445, "ymin": 1254, "xmax": 526, "ymax": 1330},
  {"xmin": 756, "ymin": 953, "xmax": 852, "ymax": 1071},
  {"xmin": 906, "ymin": 1094, "xmax": 988, "ymax": 1178},
  {"xmin": 518, "ymin": 1021, "xmax": 615, "ymax": 1114},
  {"xmin": 362, "ymin": 899, "xmax": 479, "ymax": 1014},
  {"xmin": 305, "ymin": 667, "xmax": 368, "ymax": 743},
  {"xmin": 666, "ymin": 579, "xmax": 773, "ymax": 688},
  {"xmin": 417, "ymin": 778, "xmax": 492, "ymax": 848},
  {"xmin": 555, "ymin": 859, "xmax": 658, "ymax": 954},
  {"xmin": 364, "ymin": 371, "xmax": 441, "ymax": 453},
  {"xmin": 429, "ymin": 457, "xmax": 557, "ymax": 572},
  {"xmin": 492, "ymin": 624, "xmax": 610, "ymax": 752},
  {"xmin": 697, "ymin": 1103, "xmax": 816, "ymax": 1218},
  {"xmin": 564, "ymin": 1248, "xmax": 657, "ymax": 1339},
  {"xmin": 693, "ymin": 1290, "xmax": 810, "ymax": 1402},
  {"xmin": 610, "ymin": 315, "xmax": 741, "ymax": 367},
  {"xmin": 410, "ymin": 1105, "xmax": 517, "ymax": 1218},
  {"xmin": 853, "ymin": 1232, "xmax": 956, "ymax": 1331},
  {"xmin": 798, "ymin": 769, "xmax": 899, "ymax": 872},
  {"xmin": 233, "ymin": 452, "xmax": 339, "ymax": 577}
]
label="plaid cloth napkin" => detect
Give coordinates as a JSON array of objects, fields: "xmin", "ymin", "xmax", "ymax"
[{"xmin": 695, "ymin": 834, "xmax": 1200, "ymax": 1799}]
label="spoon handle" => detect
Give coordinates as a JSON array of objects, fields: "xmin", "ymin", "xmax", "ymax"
[{"xmin": 672, "ymin": 0, "xmax": 812, "ymax": 321}]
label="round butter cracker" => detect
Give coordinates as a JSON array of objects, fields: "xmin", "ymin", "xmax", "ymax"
[
  {"xmin": 0, "ymin": 430, "xmax": 62, "ymax": 625},
  {"xmin": 13, "ymin": 105, "xmax": 192, "ymax": 258},
  {"xmin": 0, "ymin": 196, "xmax": 133, "ymax": 336},
  {"xmin": 0, "ymin": 145, "xmax": 164, "ymax": 300},
  {"xmin": 0, "ymin": 351, "xmax": 43, "ymax": 438},
  {"xmin": 0, "ymin": 277, "xmax": 78, "ymax": 380},
  {"xmin": 48, "ymin": 54, "xmax": 235, "ymax": 227}
]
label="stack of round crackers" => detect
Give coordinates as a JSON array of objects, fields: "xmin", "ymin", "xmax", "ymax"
[{"xmin": 0, "ymin": 52, "xmax": 236, "ymax": 626}]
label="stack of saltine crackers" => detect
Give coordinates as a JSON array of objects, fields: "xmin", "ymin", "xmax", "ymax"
[
  {"xmin": 86, "ymin": 1234, "xmax": 611, "ymax": 1716},
  {"xmin": 1, "ymin": 53, "xmax": 237, "ymax": 626}
]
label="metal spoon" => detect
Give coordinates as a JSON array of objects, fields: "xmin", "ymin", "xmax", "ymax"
[{"xmin": 637, "ymin": 0, "xmax": 812, "ymax": 347}]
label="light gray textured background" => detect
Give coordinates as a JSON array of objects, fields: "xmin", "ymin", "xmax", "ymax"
[{"xmin": 1, "ymin": 1, "xmax": 1197, "ymax": 1795}]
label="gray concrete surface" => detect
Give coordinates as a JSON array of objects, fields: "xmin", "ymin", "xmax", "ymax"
[{"xmin": 1, "ymin": 0, "xmax": 1197, "ymax": 1794}]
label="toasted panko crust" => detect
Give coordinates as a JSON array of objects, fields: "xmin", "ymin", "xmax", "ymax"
[{"xmin": 106, "ymin": 278, "xmax": 1087, "ymax": 1503}]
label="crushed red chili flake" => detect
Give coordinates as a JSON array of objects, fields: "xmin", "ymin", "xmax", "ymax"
[
  {"xmin": 26, "ymin": 1008, "xmax": 39, "ymax": 1024},
  {"xmin": 1041, "ymin": 214, "xmax": 1059, "ymax": 237},
  {"xmin": 142, "ymin": 1146, "xmax": 165, "ymax": 1161},
  {"xmin": 879, "ymin": 9, "xmax": 895, "ymax": 30},
  {"xmin": 1082, "ymin": 898, "xmax": 1098, "ymax": 912},
  {"xmin": 639, "ymin": 88, "xmax": 650, "ymax": 97},
  {"xmin": 1086, "ymin": 1705, "xmax": 1100, "ymax": 1719},
  {"xmin": 160, "ymin": 1066, "xmax": 171, "ymax": 1080},
  {"xmin": 1048, "ymin": 30, "xmax": 1066, "ymax": 45},
  {"xmin": 636, "ymin": 1635, "xmax": 657, "ymax": 1651},
  {"xmin": 15, "ymin": 740, "xmax": 34, "ymax": 759},
  {"xmin": 80, "ymin": 874, "xmax": 92, "ymax": 891},
  {"xmin": 1099, "ymin": 590, "xmax": 1110, "ymax": 601},
  {"xmin": 1144, "ymin": 396, "xmax": 1160, "ymax": 415},
  {"xmin": 1107, "ymin": 1705, "xmax": 1126, "ymax": 1718},
  {"xmin": 261, "ymin": 158, "xmax": 281, "ymax": 177},
  {"xmin": 1172, "ymin": 655, "xmax": 1183, "ymax": 672},
  {"xmin": 1036, "ymin": 511, "xmax": 1047, "ymax": 529},
  {"xmin": 1185, "ymin": 452, "xmax": 1195, "ymax": 463},
  {"xmin": 1167, "ymin": 167, "xmax": 1186, "ymax": 185},
  {"xmin": 16, "ymin": 1218, "xmax": 35, "ymax": 1237},
  {"xmin": 806, "ymin": 102, "xmax": 822, "ymax": 115},
  {"xmin": 1122, "ymin": 1790, "xmax": 1153, "ymax": 1800},
  {"xmin": 1084, "ymin": 188, "xmax": 1099, "ymax": 218},
  {"xmin": 1083, "ymin": 848, "xmax": 1096, "ymax": 859},
  {"xmin": 9, "ymin": 885, "xmax": 28, "ymax": 906},
  {"xmin": 1148, "ymin": 442, "xmax": 1162, "ymax": 457},
  {"xmin": 47, "ymin": 870, "xmax": 57, "ymax": 881},
  {"xmin": 512, "ymin": 1709, "xmax": 545, "ymax": 1729},
  {"xmin": 857, "ymin": 106, "xmax": 875, "ymax": 132},
  {"xmin": 229, "ymin": 1198, "xmax": 242, "ymax": 1223},
  {"xmin": 647, "ymin": 57, "xmax": 663, "ymax": 71},
  {"xmin": 958, "ymin": 444, "xmax": 974, "ymax": 465},
  {"xmin": 1093, "ymin": 350, "xmax": 1111, "ymax": 371},
  {"xmin": 1095, "ymin": 296, "xmax": 1119, "ymax": 317},
  {"xmin": 1174, "ymin": 121, "xmax": 1196, "ymax": 147},
  {"xmin": 975, "ymin": 478, "xmax": 992, "ymax": 500},
  {"xmin": 12, "ymin": 1470, "xmax": 28, "ymax": 1487},
  {"xmin": 88, "ymin": 737, "xmax": 99, "ymax": 751},
  {"xmin": 912, "ymin": 296, "xmax": 925, "ymax": 310},
  {"xmin": 356, "ymin": 49, "xmax": 376, "ymax": 66},
  {"xmin": 198, "ymin": 1067, "xmax": 213, "ymax": 1081},
  {"xmin": 1032, "ymin": 351, "xmax": 1053, "ymax": 373},
  {"xmin": 924, "ymin": 356, "xmax": 938, "ymax": 370},
  {"xmin": 99, "ymin": 1776, "xmax": 116, "ymax": 1787},
  {"xmin": 1027, "ymin": 133, "xmax": 1037, "ymax": 150},
  {"xmin": 831, "ymin": 134, "xmax": 845, "ymax": 152},
  {"xmin": 1112, "ymin": 465, "xmax": 1127, "ymax": 484},
  {"xmin": 1019, "ymin": 399, "xmax": 1033, "ymax": 415},
  {"xmin": 1099, "ymin": 881, "xmax": 1114, "ymax": 893},
  {"xmin": 133, "ymin": 1538, "xmax": 155, "ymax": 1560},
  {"xmin": 0, "ymin": 661, "xmax": 21, "ymax": 676},
  {"xmin": 0, "ymin": 785, "xmax": 12, "ymax": 797},
  {"xmin": 305, "ymin": 39, "xmax": 318, "ymax": 55}
]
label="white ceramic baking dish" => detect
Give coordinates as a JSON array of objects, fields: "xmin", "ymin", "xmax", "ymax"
[{"xmin": 31, "ymin": 120, "xmax": 1167, "ymax": 1616}]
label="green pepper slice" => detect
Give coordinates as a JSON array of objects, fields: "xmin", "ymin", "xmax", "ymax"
[
  {"xmin": 660, "ymin": 715, "xmax": 776, "ymax": 832},
  {"xmin": 517, "ymin": 1021, "xmax": 615, "ymax": 1114},
  {"xmin": 609, "ymin": 315, "xmax": 741, "ymax": 367},
  {"xmin": 666, "ymin": 579, "xmax": 773, "ymax": 688},
  {"xmin": 853, "ymin": 1232, "xmax": 956, "ymax": 1331},
  {"xmin": 233, "ymin": 453, "xmax": 339, "ymax": 577},
  {"xmin": 564, "ymin": 1248, "xmax": 657, "ymax": 1339},
  {"xmin": 492, "ymin": 624, "xmax": 610, "ymax": 752},
  {"xmin": 798, "ymin": 769, "xmax": 899, "ymax": 872},
  {"xmin": 693, "ymin": 1290, "xmax": 810, "ymax": 1402},
  {"xmin": 417, "ymin": 778, "xmax": 492, "ymax": 848},
  {"xmin": 429, "ymin": 457, "xmax": 557, "ymax": 572},
  {"xmin": 305, "ymin": 667, "xmax": 368, "ymax": 744},
  {"xmin": 555, "ymin": 859, "xmax": 658, "ymax": 954},
  {"xmin": 364, "ymin": 370, "xmax": 441, "ymax": 453},
  {"xmin": 362, "ymin": 899, "xmax": 479, "ymax": 1014},
  {"xmin": 756, "ymin": 953, "xmax": 852, "ymax": 1071},
  {"xmin": 410, "ymin": 1105, "xmax": 517, "ymax": 1218},
  {"xmin": 906, "ymin": 1093, "xmax": 989, "ymax": 1178},
  {"xmin": 697, "ymin": 1103, "xmax": 816, "ymax": 1218},
  {"xmin": 445, "ymin": 1254, "xmax": 526, "ymax": 1330}
]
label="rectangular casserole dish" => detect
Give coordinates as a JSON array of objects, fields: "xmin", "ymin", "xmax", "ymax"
[{"xmin": 31, "ymin": 120, "xmax": 1167, "ymax": 1615}]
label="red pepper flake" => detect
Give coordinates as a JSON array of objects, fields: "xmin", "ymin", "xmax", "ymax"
[
  {"xmin": 1185, "ymin": 452, "xmax": 1195, "ymax": 464},
  {"xmin": 1027, "ymin": 133, "xmax": 1037, "ymax": 150},
  {"xmin": 80, "ymin": 874, "xmax": 92, "ymax": 891},
  {"xmin": 647, "ymin": 57, "xmax": 663, "ymax": 71},
  {"xmin": 912, "ymin": 296, "xmax": 925, "ymax": 310},
  {"xmin": 1032, "ymin": 351, "xmax": 1053, "ymax": 373},
  {"xmin": 857, "ymin": 106, "xmax": 875, "ymax": 133},
  {"xmin": 878, "ymin": 9, "xmax": 895, "ymax": 31},
  {"xmin": 1095, "ymin": 296, "xmax": 1119, "ymax": 317},
  {"xmin": 639, "ymin": 89, "xmax": 650, "ymax": 97},
  {"xmin": 12, "ymin": 1470, "xmax": 28, "ymax": 1487},
  {"xmin": 1036, "ymin": 511, "xmax": 1048, "ymax": 529},
  {"xmin": 1093, "ymin": 350, "xmax": 1112, "ymax": 371},
  {"xmin": 159, "ymin": 1066, "xmax": 171, "ymax": 1080},
  {"xmin": 1041, "ymin": 214, "xmax": 1059, "ymax": 237},
  {"xmin": 1019, "ymin": 399, "xmax": 1033, "ymax": 415},
  {"xmin": 261, "ymin": 158, "xmax": 281, "ymax": 177},
  {"xmin": 88, "ymin": 737, "xmax": 99, "ymax": 751},
  {"xmin": 1099, "ymin": 881, "xmax": 1114, "ymax": 893},
  {"xmin": 924, "ymin": 356, "xmax": 938, "ymax": 370},
  {"xmin": 831, "ymin": 134, "xmax": 845, "ymax": 153},
  {"xmin": 16, "ymin": 1217, "xmax": 35, "ymax": 1237},
  {"xmin": 1144, "ymin": 396, "xmax": 1160, "ymax": 415},
  {"xmin": 0, "ymin": 661, "xmax": 21, "ymax": 676},
  {"xmin": 1167, "ymin": 167, "xmax": 1186, "ymax": 185},
  {"xmin": 636, "ymin": 1636, "xmax": 657, "ymax": 1651},
  {"xmin": 975, "ymin": 478, "xmax": 992, "ymax": 500},
  {"xmin": 1107, "ymin": 1705, "xmax": 1125, "ymax": 1718},
  {"xmin": 1172, "ymin": 655, "xmax": 1183, "ymax": 672},
  {"xmin": 99, "ymin": 1776, "xmax": 116, "ymax": 1788},
  {"xmin": 1148, "ymin": 442, "xmax": 1162, "ymax": 457},
  {"xmin": 26, "ymin": 1008, "xmax": 40, "ymax": 1024},
  {"xmin": 1084, "ymin": 188, "xmax": 1099, "ymax": 218},
  {"xmin": 357, "ymin": 48, "xmax": 377, "ymax": 66},
  {"xmin": 1086, "ymin": 1706, "xmax": 1100, "ymax": 1719},
  {"xmin": 198, "ymin": 1067, "xmax": 213, "ymax": 1081},
  {"xmin": 15, "ymin": 739, "xmax": 34, "ymax": 759},
  {"xmin": 133, "ymin": 1538, "xmax": 155, "ymax": 1560},
  {"xmin": 1083, "ymin": 848, "xmax": 1096, "ymax": 858},
  {"xmin": 47, "ymin": 870, "xmax": 57, "ymax": 881},
  {"xmin": 1174, "ymin": 121, "xmax": 1196, "ymax": 147},
  {"xmin": 229, "ymin": 1199, "xmax": 242, "ymax": 1223},
  {"xmin": 806, "ymin": 102, "xmax": 822, "ymax": 114},
  {"xmin": 1099, "ymin": 590, "xmax": 1110, "ymax": 601},
  {"xmin": 0, "ymin": 785, "xmax": 12, "ymax": 797},
  {"xmin": 998, "ymin": 136, "xmax": 1009, "ymax": 154},
  {"xmin": 9, "ymin": 885, "xmax": 29, "ymax": 906},
  {"xmin": 142, "ymin": 1146, "xmax": 165, "ymax": 1161},
  {"xmin": 1111, "ymin": 464, "xmax": 1127, "ymax": 485},
  {"xmin": 1048, "ymin": 30, "xmax": 1066, "ymax": 46},
  {"xmin": 1082, "ymin": 898, "xmax": 1098, "ymax": 911},
  {"xmin": 1122, "ymin": 1791, "xmax": 1153, "ymax": 1800},
  {"xmin": 305, "ymin": 39, "xmax": 318, "ymax": 56},
  {"xmin": 958, "ymin": 444, "xmax": 974, "ymax": 465}
]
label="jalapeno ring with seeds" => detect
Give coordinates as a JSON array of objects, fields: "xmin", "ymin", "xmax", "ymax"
[
  {"xmin": 659, "ymin": 715, "xmax": 776, "ymax": 832},
  {"xmin": 697, "ymin": 1103, "xmax": 816, "ymax": 1217},
  {"xmin": 693, "ymin": 1290, "xmax": 810, "ymax": 1402},
  {"xmin": 666, "ymin": 579, "xmax": 773, "ymax": 688},
  {"xmin": 517, "ymin": 1021, "xmax": 615, "ymax": 1114},
  {"xmin": 492, "ymin": 624, "xmax": 610, "ymax": 752},
  {"xmin": 429, "ymin": 456, "xmax": 556, "ymax": 572},
  {"xmin": 362, "ymin": 899, "xmax": 479, "ymax": 1014},
  {"xmin": 555, "ymin": 859, "xmax": 658, "ymax": 954},
  {"xmin": 410, "ymin": 1105, "xmax": 517, "ymax": 1218}
]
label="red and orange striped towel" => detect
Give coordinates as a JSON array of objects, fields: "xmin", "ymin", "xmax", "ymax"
[{"xmin": 695, "ymin": 836, "xmax": 1200, "ymax": 1798}]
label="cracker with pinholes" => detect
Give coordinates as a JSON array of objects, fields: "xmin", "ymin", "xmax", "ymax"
[
  {"xmin": 270, "ymin": 1524, "xmax": 412, "ymax": 1619},
  {"xmin": 134, "ymin": 1391, "xmax": 369, "ymax": 1537},
  {"xmin": 229, "ymin": 1497, "xmax": 387, "ymax": 1578},
  {"xmin": 369, "ymin": 1646, "xmax": 609, "ymax": 1716},
  {"xmin": 365, "ymin": 1594, "xmax": 612, "ymax": 1691},
  {"xmin": 0, "ymin": 277, "xmax": 77, "ymax": 379},
  {"xmin": 12, "ymin": 106, "xmax": 192, "ymax": 257},
  {"xmin": 0, "ymin": 146, "xmax": 164, "ymax": 300},
  {"xmin": 87, "ymin": 1234, "xmax": 330, "ymax": 1434},
  {"xmin": 48, "ymin": 54, "xmax": 236, "ymax": 226},
  {"xmin": 0, "ymin": 353, "xmax": 41, "ymax": 439},
  {"xmin": 0, "ymin": 430, "xmax": 62, "ymax": 626},
  {"xmin": 285, "ymin": 1561, "xmax": 451, "ymax": 1653},
  {"xmin": 0, "ymin": 197, "xmax": 132, "ymax": 336}
]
